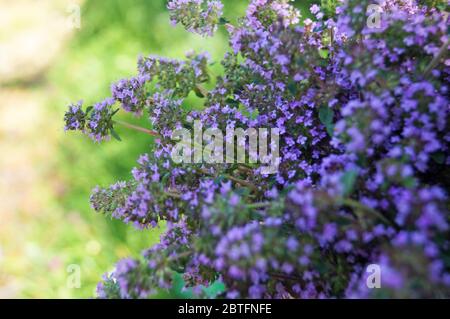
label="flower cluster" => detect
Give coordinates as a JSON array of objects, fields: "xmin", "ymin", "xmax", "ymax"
[
  {"xmin": 64, "ymin": 98, "xmax": 117, "ymax": 142},
  {"xmin": 66, "ymin": 0, "xmax": 450, "ymax": 299},
  {"xmin": 138, "ymin": 51, "xmax": 210, "ymax": 98},
  {"xmin": 64, "ymin": 101, "xmax": 85, "ymax": 131},
  {"xmin": 245, "ymin": 0, "xmax": 300, "ymax": 29},
  {"xmin": 64, "ymin": 52, "xmax": 211, "ymax": 142},
  {"xmin": 111, "ymin": 75, "xmax": 149, "ymax": 116},
  {"xmin": 167, "ymin": 0, "xmax": 224, "ymax": 37}
]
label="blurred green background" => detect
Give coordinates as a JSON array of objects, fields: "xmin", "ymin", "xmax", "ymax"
[{"xmin": 0, "ymin": 0, "xmax": 313, "ymax": 298}]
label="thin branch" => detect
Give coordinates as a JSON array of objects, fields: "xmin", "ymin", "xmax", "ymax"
[
  {"xmin": 198, "ymin": 168, "xmax": 259, "ymax": 191},
  {"xmin": 168, "ymin": 251, "xmax": 192, "ymax": 262},
  {"xmin": 164, "ymin": 191, "xmax": 182, "ymax": 199},
  {"xmin": 237, "ymin": 165, "xmax": 254, "ymax": 174},
  {"xmin": 194, "ymin": 84, "xmax": 209, "ymax": 98},
  {"xmin": 247, "ymin": 202, "xmax": 271, "ymax": 209},
  {"xmin": 342, "ymin": 199, "xmax": 396, "ymax": 228},
  {"xmin": 223, "ymin": 174, "xmax": 258, "ymax": 191},
  {"xmin": 268, "ymin": 272, "xmax": 304, "ymax": 282},
  {"xmin": 423, "ymin": 39, "xmax": 449, "ymax": 78},
  {"xmin": 114, "ymin": 120, "xmax": 159, "ymax": 136}
]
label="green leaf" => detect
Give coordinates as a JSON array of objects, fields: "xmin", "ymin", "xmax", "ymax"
[
  {"xmin": 287, "ymin": 80, "xmax": 298, "ymax": 95},
  {"xmin": 250, "ymin": 109, "xmax": 259, "ymax": 120},
  {"xmin": 226, "ymin": 98, "xmax": 239, "ymax": 108},
  {"xmin": 319, "ymin": 49, "xmax": 329, "ymax": 59},
  {"xmin": 161, "ymin": 172, "xmax": 171, "ymax": 185},
  {"xmin": 319, "ymin": 105, "xmax": 333, "ymax": 124},
  {"xmin": 295, "ymin": 57, "xmax": 306, "ymax": 68},
  {"xmin": 402, "ymin": 176, "xmax": 417, "ymax": 189},
  {"xmin": 431, "ymin": 152, "xmax": 445, "ymax": 164},
  {"xmin": 251, "ymin": 75, "xmax": 264, "ymax": 85},
  {"xmin": 194, "ymin": 86, "xmax": 205, "ymax": 98},
  {"xmin": 313, "ymin": 25, "xmax": 325, "ymax": 33},
  {"xmin": 341, "ymin": 169, "xmax": 358, "ymax": 196},
  {"xmin": 110, "ymin": 128, "xmax": 122, "ymax": 141},
  {"xmin": 85, "ymin": 106, "xmax": 93, "ymax": 114},
  {"xmin": 170, "ymin": 272, "xmax": 194, "ymax": 299},
  {"xmin": 319, "ymin": 105, "xmax": 335, "ymax": 137},
  {"xmin": 214, "ymin": 175, "xmax": 226, "ymax": 185},
  {"xmin": 218, "ymin": 17, "xmax": 230, "ymax": 25},
  {"xmin": 202, "ymin": 280, "xmax": 226, "ymax": 299}
]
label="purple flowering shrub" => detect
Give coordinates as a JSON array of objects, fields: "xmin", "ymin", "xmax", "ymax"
[{"xmin": 65, "ymin": 0, "xmax": 450, "ymax": 298}]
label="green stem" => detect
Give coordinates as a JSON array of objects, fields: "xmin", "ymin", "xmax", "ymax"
[
  {"xmin": 169, "ymin": 251, "xmax": 192, "ymax": 262},
  {"xmin": 113, "ymin": 120, "xmax": 159, "ymax": 136},
  {"xmin": 224, "ymin": 174, "xmax": 258, "ymax": 191},
  {"xmin": 269, "ymin": 272, "xmax": 304, "ymax": 282},
  {"xmin": 237, "ymin": 165, "xmax": 254, "ymax": 174},
  {"xmin": 164, "ymin": 191, "xmax": 181, "ymax": 199},
  {"xmin": 424, "ymin": 39, "xmax": 449, "ymax": 77},
  {"xmin": 199, "ymin": 168, "xmax": 258, "ymax": 191},
  {"xmin": 342, "ymin": 199, "xmax": 395, "ymax": 227},
  {"xmin": 247, "ymin": 202, "xmax": 271, "ymax": 209},
  {"xmin": 194, "ymin": 84, "xmax": 209, "ymax": 98}
]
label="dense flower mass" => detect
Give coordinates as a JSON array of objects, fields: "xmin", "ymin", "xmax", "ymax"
[{"xmin": 65, "ymin": 0, "xmax": 450, "ymax": 299}]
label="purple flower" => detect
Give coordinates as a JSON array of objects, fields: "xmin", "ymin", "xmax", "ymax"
[
  {"xmin": 64, "ymin": 100, "xmax": 86, "ymax": 131},
  {"xmin": 111, "ymin": 75, "xmax": 149, "ymax": 115},
  {"xmin": 87, "ymin": 98, "xmax": 116, "ymax": 142}
]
